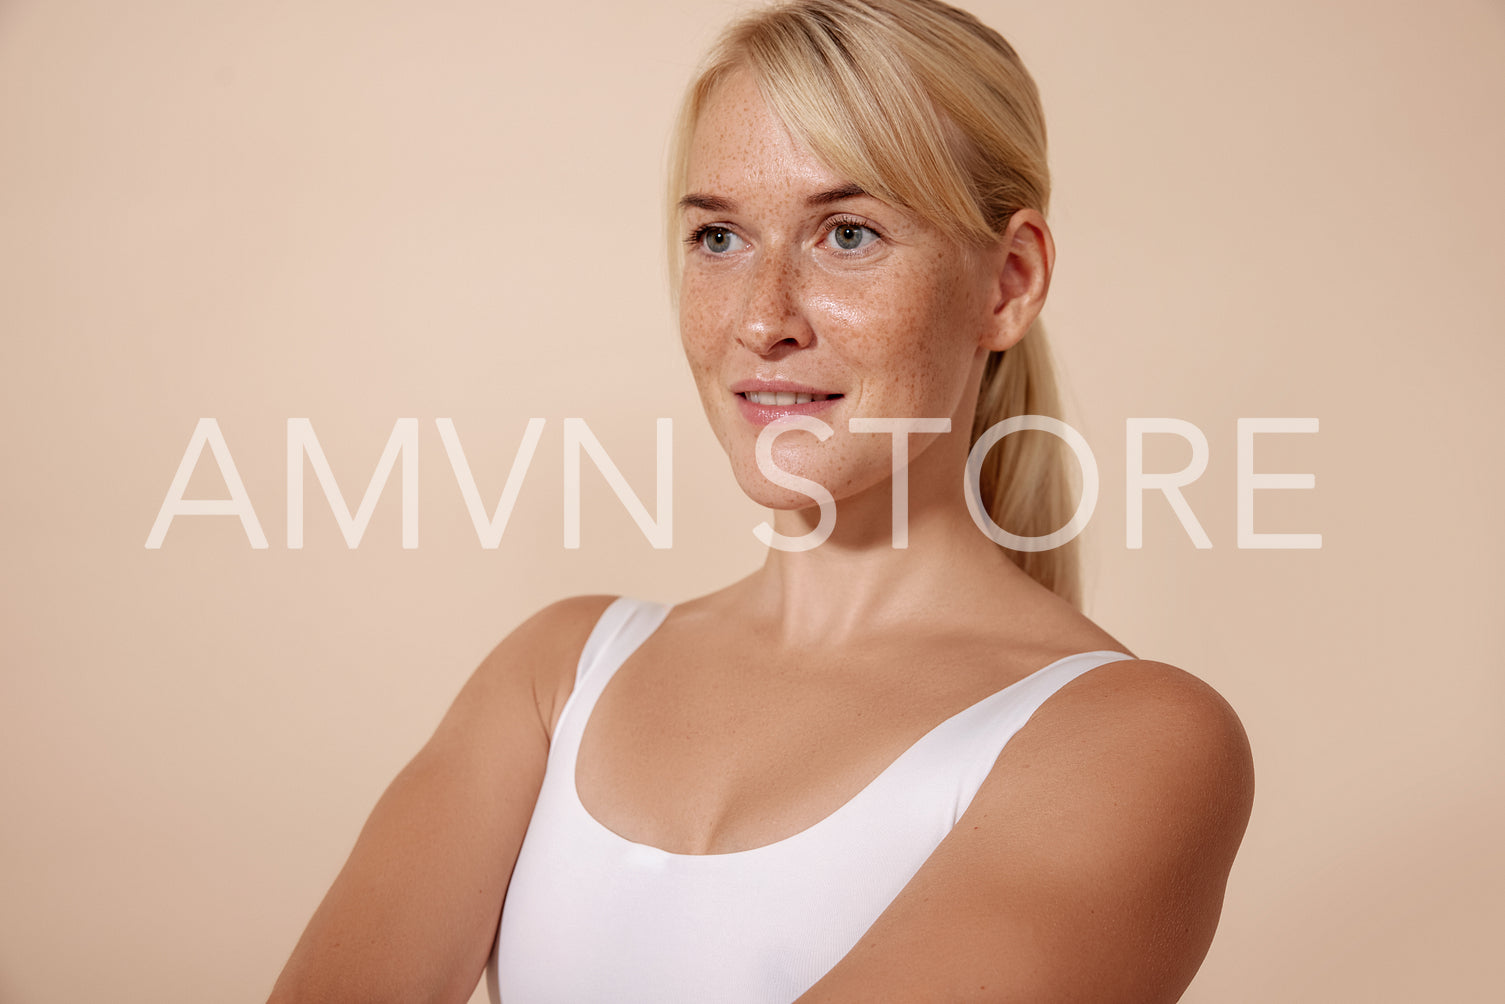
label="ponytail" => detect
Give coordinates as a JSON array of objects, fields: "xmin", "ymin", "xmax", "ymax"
[{"xmin": 969, "ymin": 321, "xmax": 1081, "ymax": 607}]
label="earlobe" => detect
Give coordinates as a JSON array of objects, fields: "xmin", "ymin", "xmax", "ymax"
[{"xmin": 981, "ymin": 209, "xmax": 1054, "ymax": 353}]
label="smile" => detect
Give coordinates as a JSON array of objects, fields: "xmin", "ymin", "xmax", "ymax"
[
  {"xmin": 732, "ymin": 388, "xmax": 844, "ymax": 427},
  {"xmin": 740, "ymin": 391, "xmax": 840, "ymax": 405}
]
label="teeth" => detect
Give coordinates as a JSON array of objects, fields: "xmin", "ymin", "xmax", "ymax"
[{"xmin": 744, "ymin": 391, "xmax": 832, "ymax": 405}]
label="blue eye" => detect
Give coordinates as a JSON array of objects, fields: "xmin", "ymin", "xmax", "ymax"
[
  {"xmin": 826, "ymin": 222, "xmax": 877, "ymax": 251},
  {"xmin": 696, "ymin": 227, "xmax": 745, "ymax": 254}
]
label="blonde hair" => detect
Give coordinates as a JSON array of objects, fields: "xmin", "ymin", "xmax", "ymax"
[{"xmin": 668, "ymin": 0, "xmax": 1080, "ymax": 607}]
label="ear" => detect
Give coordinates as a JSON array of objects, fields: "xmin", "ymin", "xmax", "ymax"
[{"xmin": 981, "ymin": 208, "xmax": 1054, "ymax": 353}]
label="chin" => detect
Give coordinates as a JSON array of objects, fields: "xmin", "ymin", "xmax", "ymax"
[
  {"xmin": 723, "ymin": 441, "xmax": 887, "ymax": 513},
  {"xmin": 732, "ymin": 472, "xmax": 829, "ymax": 512}
]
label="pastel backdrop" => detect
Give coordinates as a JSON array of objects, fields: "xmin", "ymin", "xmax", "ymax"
[{"xmin": 2, "ymin": 1, "xmax": 1501, "ymax": 1001}]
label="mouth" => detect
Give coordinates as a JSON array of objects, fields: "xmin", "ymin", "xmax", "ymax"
[
  {"xmin": 738, "ymin": 391, "xmax": 841, "ymax": 406},
  {"xmin": 732, "ymin": 388, "xmax": 844, "ymax": 427}
]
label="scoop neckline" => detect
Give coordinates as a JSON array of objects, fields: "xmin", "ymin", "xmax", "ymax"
[{"xmin": 566, "ymin": 598, "xmax": 1131, "ymax": 861}]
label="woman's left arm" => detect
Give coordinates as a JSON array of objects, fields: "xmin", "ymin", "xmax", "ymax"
[{"xmin": 796, "ymin": 660, "xmax": 1255, "ymax": 1004}]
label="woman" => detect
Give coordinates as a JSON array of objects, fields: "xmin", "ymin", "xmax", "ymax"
[{"xmin": 268, "ymin": 1, "xmax": 1253, "ymax": 1001}]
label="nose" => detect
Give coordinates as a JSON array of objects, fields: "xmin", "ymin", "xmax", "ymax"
[{"xmin": 737, "ymin": 253, "xmax": 813, "ymax": 357}]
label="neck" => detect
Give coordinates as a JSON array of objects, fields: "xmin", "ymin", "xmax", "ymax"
[{"xmin": 746, "ymin": 426, "xmax": 1038, "ymax": 647}]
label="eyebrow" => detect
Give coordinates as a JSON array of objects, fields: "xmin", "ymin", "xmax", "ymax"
[
  {"xmin": 678, "ymin": 193, "xmax": 736, "ymax": 213},
  {"xmin": 677, "ymin": 184, "xmax": 872, "ymax": 214},
  {"xmin": 804, "ymin": 183, "xmax": 869, "ymax": 207}
]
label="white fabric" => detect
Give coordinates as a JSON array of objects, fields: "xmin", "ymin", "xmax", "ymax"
[{"xmin": 491, "ymin": 596, "xmax": 1133, "ymax": 1003}]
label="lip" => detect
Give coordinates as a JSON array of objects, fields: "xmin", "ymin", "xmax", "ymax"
[
  {"xmin": 730, "ymin": 378, "xmax": 840, "ymax": 395},
  {"xmin": 729, "ymin": 379, "xmax": 844, "ymax": 427}
]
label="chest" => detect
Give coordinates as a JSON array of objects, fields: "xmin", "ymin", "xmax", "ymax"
[{"xmin": 571, "ymin": 628, "xmax": 1049, "ymax": 856}]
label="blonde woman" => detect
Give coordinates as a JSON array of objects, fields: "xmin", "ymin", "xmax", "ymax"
[{"xmin": 269, "ymin": 1, "xmax": 1253, "ymax": 1001}]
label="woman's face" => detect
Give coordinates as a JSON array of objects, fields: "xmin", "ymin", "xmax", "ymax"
[{"xmin": 678, "ymin": 69, "xmax": 1023, "ymax": 512}]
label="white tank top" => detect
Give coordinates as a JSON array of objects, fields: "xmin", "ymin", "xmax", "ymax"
[{"xmin": 491, "ymin": 596, "xmax": 1133, "ymax": 1003}]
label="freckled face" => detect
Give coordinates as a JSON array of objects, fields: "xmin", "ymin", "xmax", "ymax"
[{"xmin": 678, "ymin": 69, "xmax": 1004, "ymax": 510}]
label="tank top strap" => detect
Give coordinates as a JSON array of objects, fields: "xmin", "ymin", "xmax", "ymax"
[
  {"xmin": 551, "ymin": 596, "xmax": 672, "ymax": 765},
  {"xmin": 873, "ymin": 649, "xmax": 1137, "ymax": 826}
]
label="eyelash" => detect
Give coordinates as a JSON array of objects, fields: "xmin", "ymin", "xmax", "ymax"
[
  {"xmin": 822, "ymin": 215, "xmax": 881, "ymax": 250},
  {"xmin": 683, "ymin": 216, "xmax": 882, "ymax": 253},
  {"xmin": 683, "ymin": 223, "xmax": 731, "ymax": 250}
]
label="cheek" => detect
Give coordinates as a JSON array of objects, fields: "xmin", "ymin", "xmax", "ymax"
[
  {"xmin": 678, "ymin": 285, "xmax": 722, "ymax": 374},
  {"xmin": 835, "ymin": 277, "xmax": 980, "ymax": 414}
]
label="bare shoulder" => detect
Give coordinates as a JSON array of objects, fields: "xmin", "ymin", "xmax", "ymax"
[
  {"xmin": 969, "ymin": 658, "xmax": 1254, "ymax": 998},
  {"xmin": 986, "ymin": 658, "xmax": 1256, "ymax": 905},
  {"xmin": 799, "ymin": 658, "xmax": 1255, "ymax": 1004},
  {"xmin": 1030, "ymin": 655, "xmax": 1252, "ymax": 751},
  {"xmin": 1008, "ymin": 658, "xmax": 1255, "ymax": 824},
  {"xmin": 478, "ymin": 593, "xmax": 619, "ymax": 671},
  {"xmin": 462, "ymin": 593, "xmax": 619, "ymax": 742},
  {"xmin": 265, "ymin": 593, "xmax": 621, "ymax": 1004}
]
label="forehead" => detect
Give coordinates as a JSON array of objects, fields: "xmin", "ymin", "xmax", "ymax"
[{"xmin": 685, "ymin": 69, "xmax": 848, "ymax": 201}]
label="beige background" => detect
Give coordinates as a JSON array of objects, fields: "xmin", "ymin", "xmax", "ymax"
[{"xmin": 2, "ymin": 0, "xmax": 1502, "ymax": 1001}]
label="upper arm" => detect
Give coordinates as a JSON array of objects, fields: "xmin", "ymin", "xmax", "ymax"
[
  {"xmin": 266, "ymin": 594, "xmax": 616, "ymax": 1004},
  {"xmin": 797, "ymin": 660, "xmax": 1255, "ymax": 1004}
]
